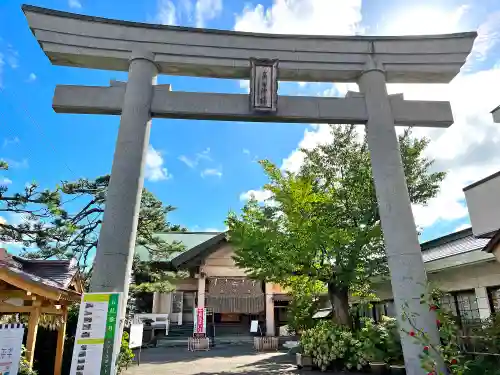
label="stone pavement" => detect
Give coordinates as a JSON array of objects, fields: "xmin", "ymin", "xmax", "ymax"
[{"xmin": 122, "ymin": 345, "xmax": 320, "ymax": 375}]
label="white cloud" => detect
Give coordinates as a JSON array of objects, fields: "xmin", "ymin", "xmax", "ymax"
[
  {"xmin": 202, "ymin": 227, "xmax": 224, "ymax": 232},
  {"xmin": 156, "ymin": 0, "xmax": 177, "ymax": 25},
  {"xmin": 68, "ymin": 0, "xmax": 82, "ymax": 9},
  {"xmin": 281, "ymin": 124, "xmax": 334, "ymax": 173},
  {"xmin": 0, "ymin": 216, "xmax": 6, "ymax": 225},
  {"xmin": 380, "ymin": 5, "xmax": 468, "ymax": 36},
  {"xmin": 190, "ymin": 224, "xmax": 227, "ymax": 232},
  {"xmin": 472, "ymin": 11, "xmax": 500, "ymax": 62},
  {"xmin": 145, "ymin": 145, "xmax": 172, "ymax": 182},
  {"xmin": 179, "ymin": 148, "xmax": 212, "ymax": 168},
  {"xmin": 195, "ymin": 0, "xmax": 222, "ymax": 28},
  {"xmin": 235, "ymin": 2, "xmax": 500, "ymax": 237},
  {"xmin": 236, "ymin": 0, "xmax": 363, "ymax": 201},
  {"xmin": 3, "ymin": 137, "xmax": 19, "ymax": 148},
  {"xmin": 178, "ymin": 155, "xmax": 197, "ymax": 168},
  {"xmin": 27, "ymin": 73, "xmax": 36, "ymax": 82},
  {"xmin": 243, "ymin": 149, "xmax": 250, "ymax": 155},
  {"xmin": 3, "ymin": 137, "xmax": 19, "ymax": 147},
  {"xmin": 0, "ymin": 177, "xmax": 12, "ymax": 185},
  {"xmin": 239, "ymin": 80, "xmax": 250, "ymax": 93},
  {"xmin": 201, "ymin": 167, "xmax": 222, "ymax": 178},
  {"xmin": 234, "ymin": 0, "xmax": 362, "ymax": 35},
  {"xmin": 197, "ymin": 148, "xmax": 212, "ymax": 161},
  {"xmin": 5, "ymin": 48, "xmax": 18, "ymax": 69},
  {"xmin": 0, "ymin": 47, "xmax": 19, "ymax": 86},
  {"xmin": 240, "ymin": 189, "xmax": 273, "ymax": 202},
  {"xmin": 387, "ymin": 66, "xmax": 500, "ymax": 228}
]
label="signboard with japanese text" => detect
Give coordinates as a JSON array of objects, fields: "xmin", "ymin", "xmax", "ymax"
[
  {"xmin": 250, "ymin": 320, "xmax": 259, "ymax": 333},
  {"xmin": 193, "ymin": 308, "xmax": 206, "ymax": 335},
  {"xmin": 0, "ymin": 324, "xmax": 24, "ymax": 375},
  {"xmin": 128, "ymin": 324, "xmax": 143, "ymax": 349},
  {"xmin": 69, "ymin": 293, "xmax": 123, "ymax": 375}
]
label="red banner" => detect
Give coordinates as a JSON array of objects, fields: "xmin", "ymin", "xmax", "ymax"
[{"xmin": 195, "ymin": 307, "xmax": 206, "ymax": 334}]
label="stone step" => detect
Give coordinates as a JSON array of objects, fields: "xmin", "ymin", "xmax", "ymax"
[{"xmin": 156, "ymin": 336, "xmax": 254, "ymax": 348}]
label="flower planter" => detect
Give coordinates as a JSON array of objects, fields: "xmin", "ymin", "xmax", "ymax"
[
  {"xmin": 369, "ymin": 362, "xmax": 388, "ymax": 374},
  {"xmin": 296, "ymin": 353, "xmax": 313, "ymax": 369},
  {"xmin": 389, "ymin": 364, "xmax": 406, "ymax": 375}
]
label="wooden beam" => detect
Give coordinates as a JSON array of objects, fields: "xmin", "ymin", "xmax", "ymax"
[
  {"xmin": 0, "ymin": 290, "xmax": 38, "ymax": 300},
  {"xmin": 0, "ymin": 304, "xmax": 64, "ymax": 315},
  {"xmin": 54, "ymin": 306, "xmax": 67, "ymax": 375},
  {"xmin": 53, "ymin": 85, "xmax": 454, "ymax": 128},
  {"xmin": 26, "ymin": 305, "xmax": 41, "ymax": 368}
]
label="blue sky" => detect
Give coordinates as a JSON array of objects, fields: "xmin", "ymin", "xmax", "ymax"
[{"xmin": 1, "ymin": 0, "xmax": 500, "ymax": 248}]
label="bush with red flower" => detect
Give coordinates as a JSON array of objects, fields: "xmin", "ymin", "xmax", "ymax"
[{"xmin": 402, "ymin": 288, "xmax": 466, "ymax": 375}]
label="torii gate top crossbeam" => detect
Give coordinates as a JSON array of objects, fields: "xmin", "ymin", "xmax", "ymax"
[{"xmin": 23, "ymin": 5, "xmax": 476, "ymax": 83}]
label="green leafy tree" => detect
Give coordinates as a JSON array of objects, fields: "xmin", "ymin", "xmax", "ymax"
[
  {"xmin": 0, "ymin": 164, "xmax": 185, "ymax": 293},
  {"xmin": 227, "ymin": 125, "xmax": 445, "ymax": 326},
  {"xmin": 284, "ymin": 275, "xmax": 326, "ymax": 334}
]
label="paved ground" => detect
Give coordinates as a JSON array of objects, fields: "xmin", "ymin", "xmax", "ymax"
[{"xmin": 122, "ymin": 345, "xmax": 319, "ymax": 375}]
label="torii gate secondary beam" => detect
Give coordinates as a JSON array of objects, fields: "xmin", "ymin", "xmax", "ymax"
[{"xmin": 53, "ymin": 84, "xmax": 454, "ymax": 127}]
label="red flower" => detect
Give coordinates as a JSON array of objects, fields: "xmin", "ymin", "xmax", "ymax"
[
  {"xmin": 428, "ymin": 372, "xmax": 435, "ymax": 375},
  {"xmin": 409, "ymin": 331, "xmax": 415, "ymax": 337},
  {"xmin": 436, "ymin": 319, "xmax": 441, "ymax": 326},
  {"xmin": 429, "ymin": 305, "xmax": 438, "ymax": 311},
  {"xmin": 450, "ymin": 358, "xmax": 458, "ymax": 365},
  {"xmin": 423, "ymin": 346, "xmax": 429, "ymax": 352}
]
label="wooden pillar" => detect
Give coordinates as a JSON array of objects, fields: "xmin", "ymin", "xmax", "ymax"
[
  {"xmin": 54, "ymin": 306, "xmax": 68, "ymax": 375},
  {"xmin": 197, "ymin": 274, "xmax": 206, "ymax": 309},
  {"xmin": 26, "ymin": 304, "xmax": 41, "ymax": 368}
]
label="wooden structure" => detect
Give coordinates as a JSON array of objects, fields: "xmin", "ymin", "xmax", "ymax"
[
  {"xmin": 254, "ymin": 336, "xmax": 279, "ymax": 351},
  {"xmin": 187, "ymin": 336, "xmax": 210, "ymax": 351},
  {"xmin": 0, "ymin": 248, "xmax": 82, "ymax": 375}
]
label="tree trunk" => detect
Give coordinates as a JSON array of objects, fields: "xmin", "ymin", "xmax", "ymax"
[{"xmin": 327, "ymin": 282, "xmax": 351, "ymax": 327}]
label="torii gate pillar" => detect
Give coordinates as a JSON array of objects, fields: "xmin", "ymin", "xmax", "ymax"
[
  {"xmin": 359, "ymin": 59, "xmax": 440, "ymax": 374},
  {"xmin": 90, "ymin": 50, "xmax": 157, "ymax": 318}
]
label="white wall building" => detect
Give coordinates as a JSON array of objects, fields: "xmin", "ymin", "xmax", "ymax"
[{"xmin": 368, "ymin": 228, "xmax": 498, "ymax": 324}]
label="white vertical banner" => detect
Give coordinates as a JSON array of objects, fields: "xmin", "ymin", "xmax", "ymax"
[{"xmin": 0, "ymin": 324, "xmax": 24, "ymax": 375}]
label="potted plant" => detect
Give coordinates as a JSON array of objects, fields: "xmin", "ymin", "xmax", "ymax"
[
  {"xmin": 358, "ymin": 317, "xmax": 390, "ymax": 374},
  {"xmin": 368, "ymin": 348, "xmax": 388, "ymax": 374},
  {"xmin": 388, "ymin": 362, "xmax": 406, "ymax": 375},
  {"xmin": 296, "ymin": 351, "xmax": 313, "ymax": 369},
  {"xmin": 386, "ymin": 342, "xmax": 405, "ymax": 374}
]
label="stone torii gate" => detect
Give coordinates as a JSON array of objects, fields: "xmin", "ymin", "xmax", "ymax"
[{"xmin": 22, "ymin": 5, "xmax": 476, "ymax": 374}]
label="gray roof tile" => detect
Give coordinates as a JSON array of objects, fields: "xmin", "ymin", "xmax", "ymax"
[
  {"xmin": 9, "ymin": 257, "xmax": 78, "ymax": 290},
  {"xmin": 421, "ymin": 228, "xmax": 489, "ymax": 262}
]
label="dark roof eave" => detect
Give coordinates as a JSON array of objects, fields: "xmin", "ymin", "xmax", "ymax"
[
  {"xmin": 463, "ymin": 170, "xmax": 500, "ymax": 192},
  {"xmin": 490, "ymin": 104, "xmax": 500, "ymax": 114},
  {"xmin": 11, "ymin": 256, "xmax": 73, "ymax": 266},
  {"xmin": 482, "ymin": 229, "xmax": 500, "ymax": 253}
]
